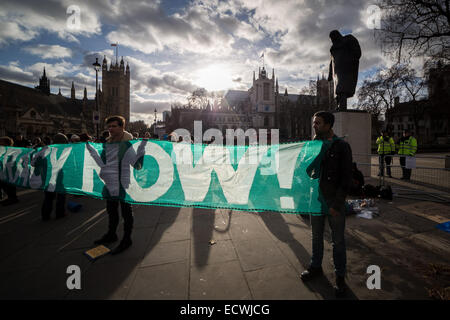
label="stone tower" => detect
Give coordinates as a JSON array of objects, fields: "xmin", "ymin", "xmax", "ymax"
[
  {"xmin": 248, "ymin": 66, "xmax": 276, "ymax": 129},
  {"xmin": 36, "ymin": 67, "xmax": 50, "ymax": 95},
  {"xmin": 316, "ymin": 74, "xmax": 334, "ymax": 110},
  {"xmin": 71, "ymin": 81, "xmax": 75, "ymax": 99},
  {"xmin": 101, "ymin": 55, "xmax": 130, "ymax": 126}
]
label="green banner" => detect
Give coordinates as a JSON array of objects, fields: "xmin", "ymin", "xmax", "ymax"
[{"xmin": 0, "ymin": 140, "xmax": 326, "ymax": 215}]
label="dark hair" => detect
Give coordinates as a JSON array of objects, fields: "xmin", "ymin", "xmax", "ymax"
[
  {"xmin": 314, "ymin": 111, "xmax": 335, "ymax": 128},
  {"xmin": 0, "ymin": 136, "xmax": 14, "ymax": 146},
  {"xmin": 53, "ymin": 133, "xmax": 68, "ymax": 144},
  {"xmin": 79, "ymin": 133, "xmax": 92, "ymax": 142},
  {"xmin": 106, "ymin": 115, "xmax": 125, "ymax": 127}
]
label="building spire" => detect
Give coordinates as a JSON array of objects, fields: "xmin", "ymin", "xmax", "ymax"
[{"xmin": 71, "ymin": 81, "xmax": 75, "ymax": 99}]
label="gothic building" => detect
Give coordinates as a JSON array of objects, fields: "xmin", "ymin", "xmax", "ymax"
[
  {"xmin": 0, "ymin": 57, "xmax": 131, "ymax": 138},
  {"xmin": 166, "ymin": 66, "xmax": 334, "ymax": 142}
]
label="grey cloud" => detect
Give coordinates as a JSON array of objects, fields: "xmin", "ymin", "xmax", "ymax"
[{"xmin": 0, "ymin": 65, "xmax": 35, "ymax": 84}]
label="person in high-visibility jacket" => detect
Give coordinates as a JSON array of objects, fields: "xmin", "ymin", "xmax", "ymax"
[
  {"xmin": 397, "ymin": 129, "xmax": 417, "ymax": 180},
  {"xmin": 376, "ymin": 130, "xmax": 395, "ymax": 177}
]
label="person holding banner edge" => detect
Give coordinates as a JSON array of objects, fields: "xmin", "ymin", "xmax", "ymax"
[
  {"xmin": 301, "ymin": 111, "xmax": 353, "ymax": 298},
  {"xmin": 94, "ymin": 115, "xmax": 135, "ymax": 255}
]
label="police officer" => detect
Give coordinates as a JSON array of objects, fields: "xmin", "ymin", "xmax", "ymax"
[
  {"xmin": 376, "ymin": 130, "xmax": 395, "ymax": 177},
  {"xmin": 397, "ymin": 129, "xmax": 417, "ymax": 180}
]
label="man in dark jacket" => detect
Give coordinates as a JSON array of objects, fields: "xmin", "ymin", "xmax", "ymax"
[{"xmin": 301, "ymin": 111, "xmax": 353, "ymax": 298}]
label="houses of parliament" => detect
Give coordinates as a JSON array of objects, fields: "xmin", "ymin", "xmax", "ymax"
[{"xmin": 0, "ymin": 56, "xmax": 130, "ymax": 138}]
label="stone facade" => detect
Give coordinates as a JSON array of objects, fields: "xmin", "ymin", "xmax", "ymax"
[
  {"xmin": 0, "ymin": 58, "xmax": 130, "ymax": 139},
  {"xmin": 166, "ymin": 67, "xmax": 334, "ymax": 142}
]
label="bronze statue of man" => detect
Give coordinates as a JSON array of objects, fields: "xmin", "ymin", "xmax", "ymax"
[{"xmin": 328, "ymin": 30, "xmax": 361, "ymax": 111}]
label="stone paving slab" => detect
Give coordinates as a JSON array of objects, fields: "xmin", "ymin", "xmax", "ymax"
[
  {"xmin": 233, "ymin": 237, "xmax": 290, "ymax": 272},
  {"xmin": 191, "ymin": 239, "xmax": 238, "ymax": 268},
  {"xmin": 244, "ymin": 263, "xmax": 319, "ymax": 300},
  {"xmin": 189, "ymin": 260, "xmax": 251, "ymax": 300},
  {"xmin": 127, "ymin": 261, "xmax": 189, "ymax": 300},
  {"xmin": 141, "ymin": 239, "xmax": 190, "ymax": 268}
]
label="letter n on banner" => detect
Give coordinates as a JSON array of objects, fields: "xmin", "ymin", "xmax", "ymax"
[{"xmin": 82, "ymin": 143, "xmax": 120, "ymax": 196}]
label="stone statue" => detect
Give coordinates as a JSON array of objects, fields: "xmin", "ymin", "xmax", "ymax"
[{"xmin": 328, "ymin": 30, "xmax": 361, "ymax": 111}]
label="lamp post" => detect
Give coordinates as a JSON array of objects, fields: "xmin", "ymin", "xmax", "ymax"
[
  {"xmin": 154, "ymin": 108, "xmax": 157, "ymax": 136},
  {"xmin": 93, "ymin": 57, "xmax": 101, "ymax": 139}
]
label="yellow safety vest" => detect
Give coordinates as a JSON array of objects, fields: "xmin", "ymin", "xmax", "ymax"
[
  {"xmin": 398, "ymin": 136, "xmax": 417, "ymax": 156},
  {"xmin": 376, "ymin": 136, "xmax": 395, "ymax": 154}
]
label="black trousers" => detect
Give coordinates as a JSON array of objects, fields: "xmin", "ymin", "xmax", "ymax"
[
  {"xmin": 399, "ymin": 156, "xmax": 412, "ymax": 179},
  {"xmin": 106, "ymin": 200, "xmax": 133, "ymax": 239},
  {"xmin": 0, "ymin": 181, "xmax": 17, "ymax": 200},
  {"xmin": 41, "ymin": 191, "xmax": 66, "ymax": 218},
  {"xmin": 378, "ymin": 155, "xmax": 392, "ymax": 176}
]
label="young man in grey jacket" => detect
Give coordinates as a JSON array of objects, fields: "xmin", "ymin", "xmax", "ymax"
[{"xmin": 94, "ymin": 115, "xmax": 135, "ymax": 255}]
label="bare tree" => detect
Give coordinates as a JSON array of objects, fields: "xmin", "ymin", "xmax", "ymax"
[
  {"xmin": 128, "ymin": 120, "xmax": 149, "ymax": 135},
  {"xmin": 299, "ymin": 80, "xmax": 317, "ymax": 96},
  {"xmin": 358, "ymin": 63, "xmax": 427, "ymax": 133},
  {"xmin": 375, "ymin": 0, "xmax": 450, "ymax": 62},
  {"xmin": 187, "ymin": 88, "xmax": 209, "ymax": 109}
]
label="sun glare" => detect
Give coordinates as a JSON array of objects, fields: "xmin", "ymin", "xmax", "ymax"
[{"xmin": 195, "ymin": 64, "xmax": 235, "ymax": 92}]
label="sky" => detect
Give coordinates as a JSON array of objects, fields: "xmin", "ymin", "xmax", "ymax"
[{"xmin": 0, "ymin": 0, "xmax": 398, "ymax": 125}]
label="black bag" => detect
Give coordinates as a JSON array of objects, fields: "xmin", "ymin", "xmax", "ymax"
[
  {"xmin": 362, "ymin": 184, "xmax": 379, "ymax": 197},
  {"xmin": 379, "ymin": 185, "xmax": 393, "ymax": 200}
]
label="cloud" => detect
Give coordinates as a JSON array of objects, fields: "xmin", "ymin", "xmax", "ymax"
[
  {"xmin": 0, "ymin": 0, "xmax": 101, "ymax": 45},
  {"xmin": 23, "ymin": 44, "xmax": 73, "ymax": 59}
]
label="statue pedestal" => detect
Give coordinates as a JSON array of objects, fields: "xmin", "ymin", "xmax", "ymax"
[{"xmin": 332, "ymin": 110, "xmax": 372, "ymax": 177}]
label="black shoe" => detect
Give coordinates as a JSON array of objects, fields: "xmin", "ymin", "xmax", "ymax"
[
  {"xmin": 335, "ymin": 276, "xmax": 347, "ymax": 298},
  {"xmin": 111, "ymin": 238, "xmax": 132, "ymax": 255},
  {"xmin": 1, "ymin": 198, "xmax": 19, "ymax": 206},
  {"xmin": 300, "ymin": 266, "xmax": 323, "ymax": 281},
  {"xmin": 94, "ymin": 233, "xmax": 118, "ymax": 245}
]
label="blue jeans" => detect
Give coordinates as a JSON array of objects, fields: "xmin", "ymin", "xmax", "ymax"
[{"xmin": 310, "ymin": 209, "xmax": 346, "ymax": 277}]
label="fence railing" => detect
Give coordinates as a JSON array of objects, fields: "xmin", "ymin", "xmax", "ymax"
[{"xmin": 355, "ymin": 154, "xmax": 450, "ymax": 193}]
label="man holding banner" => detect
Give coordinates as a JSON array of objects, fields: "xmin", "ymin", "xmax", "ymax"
[
  {"xmin": 301, "ymin": 111, "xmax": 352, "ymax": 298},
  {"xmin": 94, "ymin": 115, "xmax": 135, "ymax": 255}
]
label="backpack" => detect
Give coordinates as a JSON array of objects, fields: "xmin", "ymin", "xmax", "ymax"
[
  {"xmin": 362, "ymin": 184, "xmax": 379, "ymax": 197},
  {"xmin": 379, "ymin": 185, "xmax": 393, "ymax": 201}
]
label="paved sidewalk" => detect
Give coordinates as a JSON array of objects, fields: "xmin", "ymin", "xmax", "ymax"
[{"xmin": 0, "ymin": 179, "xmax": 449, "ymax": 300}]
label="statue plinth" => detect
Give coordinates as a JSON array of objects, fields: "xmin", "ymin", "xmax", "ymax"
[
  {"xmin": 312, "ymin": 110, "xmax": 372, "ymax": 177},
  {"xmin": 334, "ymin": 110, "xmax": 371, "ymax": 177}
]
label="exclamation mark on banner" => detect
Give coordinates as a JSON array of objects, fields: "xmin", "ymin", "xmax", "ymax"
[{"xmin": 276, "ymin": 144, "xmax": 303, "ymax": 210}]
